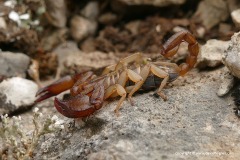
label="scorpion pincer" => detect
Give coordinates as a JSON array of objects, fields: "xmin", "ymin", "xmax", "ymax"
[{"xmin": 35, "ymin": 30, "xmax": 199, "ymax": 118}]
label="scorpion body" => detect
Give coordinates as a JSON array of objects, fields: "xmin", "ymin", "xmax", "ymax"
[{"xmin": 35, "ymin": 30, "xmax": 199, "ymax": 118}]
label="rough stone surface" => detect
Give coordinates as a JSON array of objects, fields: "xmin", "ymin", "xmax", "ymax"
[
  {"xmin": 115, "ymin": 0, "xmax": 186, "ymax": 7},
  {"xmin": 70, "ymin": 16, "xmax": 98, "ymax": 42},
  {"xmin": 223, "ymin": 31, "xmax": 240, "ymax": 78},
  {"xmin": 63, "ymin": 51, "xmax": 119, "ymax": 74},
  {"xmin": 231, "ymin": 9, "xmax": 240, "ymax": 28},
  {"xmin": 0, "ymin": 77, "xmax": 38, "ymax": 115},
  {"xmin": 0, "ymin": 51, "xmax": 30, "ymax": 78},
  {"xmin": 192, "ymin": 0, "xmax": 229, "ymax": 30},
  {"xmin": 217, "ymin": 67, "xmax": 235, "ymax": 97},
  {"xmin": 52, "ymin": 42, "xmax": 119, "ymax": 77},
  {"xmin": 32, "ymin": 68, "xmax": 240, "ymax": 160},
  {"xmin": 197, "ymin": 39, "xmax": 229, "ymax": 69}
]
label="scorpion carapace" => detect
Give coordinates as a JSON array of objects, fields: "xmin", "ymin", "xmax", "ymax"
[{"xmin": 35, "ymin": 30, "xmax": 199, "ymax": 118}]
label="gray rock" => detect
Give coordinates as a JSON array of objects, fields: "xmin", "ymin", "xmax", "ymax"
[
  {"xmin": 192, "ymin": 0, "xmax": 229, "ymax": 30},
  {"xmin": 0, "ymin": 51, "xmax": 30, "ymax": 78},
  {"xmin": 0, "ymin": 77, "xmax": 38, "ymax": 115},
  {"xmin": 33, "ymin": 67, "xmax": 239, "ymax": 160},
  {"xmin": 217, "ymin": 68, "xmax": 234, "ymax": 97},
  {"xmin": 70, "ymin": 16, "xmax": 97, "ymax": 42},
  {"xmin": 197, "ymin": 39, "xmax": 229, "ymax": 69},
  {"xmin": 114, "ymin": 0, "xmax": 186, "ymax": 7},
  {"xmin": 223, "ymin": 31, "xmax": 240, "ymax": 78}
]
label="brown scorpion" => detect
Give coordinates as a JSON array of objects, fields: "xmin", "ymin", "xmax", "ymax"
[{"xmin": 35, "ymin": 30, "xmax": 199, "ymax": 118}]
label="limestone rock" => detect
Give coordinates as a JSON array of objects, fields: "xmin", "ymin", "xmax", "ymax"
[
  {"xmin": 223, "ymin": 32, "xmax": 240, "ymax": 78},
  {"xmin": 0, "ymin": 77, "xmax": 38, "ymax": 115},
  {"xmin": 197, "ymin": 39, "xmax": 229, "ymax": 69}
]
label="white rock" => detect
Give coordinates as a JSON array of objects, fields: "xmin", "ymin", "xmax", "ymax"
[
  {"xmin": 231, "ymin": 9, "xmax": 240, "ymax": 28},
  {"xmin": 9, "ymin": 11, "xmax": 20, "ymax": 25},
  {"xmin": 223, "ymin": 32, "xmax": 240, "ymax": 78},
  {"xmin": 197, "ymin": 39, "xmax": 229, "ymax": 69},
  {"xmin": 0, "ymin": 77, "xmax": 38, "ymax": 114}
]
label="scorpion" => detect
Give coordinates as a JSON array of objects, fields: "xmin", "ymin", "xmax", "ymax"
[{"xmin": 35, "ymin": 30, "xmax": 199, "ymax": 118}]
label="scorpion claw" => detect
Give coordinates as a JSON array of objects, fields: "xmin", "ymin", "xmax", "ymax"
[
  {"xmin": 54, "ymin": 95, "xmax": 96, "ymax": 118},
  {"xmin": 35, "ymin": 75, "xmax": 76, "ymax": 102},
  {"xmin": 35, "ymin": 92, "xmax": 55, "ymax": 103}
]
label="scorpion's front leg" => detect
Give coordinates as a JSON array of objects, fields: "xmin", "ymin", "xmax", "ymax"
[
  {"xmin": 35, "ymin": 71, "xmax": 94, "ymax": 102},
  {"xmin": 160, "ymin": 30, "xmax": 199, "ymax": 76},
  {"xmin": 54, "ymin": 83, "xmax": 104, "ymax": 118}
]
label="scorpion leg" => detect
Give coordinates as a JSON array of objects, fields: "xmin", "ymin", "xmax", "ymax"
[
  {"xmin": 102, "ymin": 64, "xmax": 117, "ymax": 75},
  {"xmin": 102, "ymin": 53, "xmax": 144, "ymax": 75},
  {"xmin": 104, "ymin": 84, "xmax": 127, "ymax": 116},
  {"xmin": 115, "ymin": 52, "xmax": 144, "ymax": 71},
  {"xmin": 127, "ymin": 63, "xmax": 169, "ymax": 102},
  {"xmin": 126, "ymin": 69, "xmax": 144, "ymax": 105}
]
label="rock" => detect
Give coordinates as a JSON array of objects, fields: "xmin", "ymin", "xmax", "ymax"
[
  {"xmin": 114, "ymin": 0, "xmax": 186, "ymax": 7},
  {"xmin": 219, "ymin": 23, "xmax": 232, "ymax": 35},
  {"xmin": 0, "ymin": 77, "xmax": 38, "ymax": 115},
  {"xmin": 32, "ymin": 67, "xmax": 240, "ymax": 159},
  {"xmin": 98, "ymin": 12, "xmax": 118, "ymax": 25},
  {"xmin": 192, "ymin": 0, "xmax": 229, "ymax": 30},
  {"xmin": 81, "ymin": 1, "xmax": 99, "ymax": 20},
  {"xmin": 197, "ymin": 39, "xmax": 229, "ymax": 69},
  {"xmin": 231, "ymin": 9, "xmax": 240, "ymax": 28},
  {"xmin": 63, "ymin": 51, "xmax": 119, "ymax": 75},
  {"xmin": 0, "ymin": 17, "xmax": 7, "ymax": 29},
  {"xmin": 0, "ymin": 51, "xmax": 30, "ymax": 78},
  {"xmin": 217, "ymin": 68, "xmax": 235, "ymax": 97},
  {"xmin": 40, "ymin": 28, "xmax": 68, "ymax": 51},
  {"xmin": 45, "ymin": 0, "xmax": 67, "ymax": 28},
  {"xmin": 52, "ymin": 42, "xmax": 118, "ymax": 77},
  {"xmin": 52, "ymin": 41, "xmax": 81, "ymax": 78},
  {"xmin": 70, "ymin": 16, "xmax": 98, "ymax": 42},
  {"xmin": 223, "ymin": 32, "xmax": 240, "ymax": 78}
]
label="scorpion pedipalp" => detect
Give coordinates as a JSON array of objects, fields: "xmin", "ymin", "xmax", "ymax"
[
  {"xmin": 35, "ymin": 71, "xmax": 94, "ymax": 103},
  {"xmin": 54, "ymin": 82, "xmax": 105, "ymax": 118}
]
